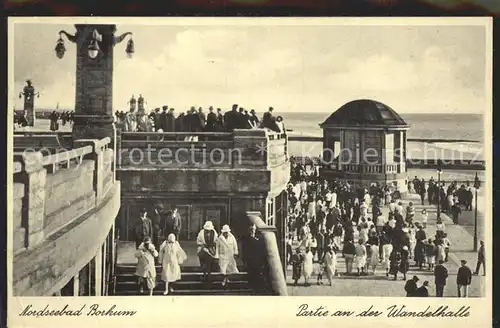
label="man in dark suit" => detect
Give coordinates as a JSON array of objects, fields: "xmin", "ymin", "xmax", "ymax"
[
  {"xmin": 404, "ymin": 275, "xmax": 419, "ymax": 297},
  {"xmin": 135, "ymin": 208, "xmax": 153, "ymax": 249},
  {"xmin": 457, "ymin": 260, "xmax": 473, "ymax": 297},
  {"xmin": 152, "ymin": 204, "xmax": 165, "ymax": 249},
  {"xmin": 224, "ymin": 104, "xmax": 239, "ymax": 132},
  {"xmin": 242, "ymin": 224, "xmax": 269, "ymax": 294},
  {"xmin": 159, "ymin": 106, "xmax": 168, "ymax": 131},
  {"xmin": 216, "ymin": 108, "xmax": 224, "ymax": 131},
  {"xmin": 206, "ymin": 106, "xmax": 217, "ymax": 132},
  {"xmin": 162, "ymin": 207, "xmax": 182, "ymax": 241},
  {"xmin": 433, "ymin": 260, "xmax": 448, "ymax": 297},
  {"xmin": 474, "ymin": 240, "xmax": 486, "ymax": 276},
  {"xmin": 165, "ymin": 108, "xmax": 176, "ymax": 132}
]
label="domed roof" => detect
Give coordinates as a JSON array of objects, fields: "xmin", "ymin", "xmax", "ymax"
[{"xmin": 320, "ymin": 99, "xmax": 408, "ymax": 128}]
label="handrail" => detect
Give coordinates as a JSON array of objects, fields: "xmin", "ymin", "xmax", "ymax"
[
  {"xmin": 13, "ymin": 131, "xmax": 72, "ymax": 136},
  {"xmin": 43, "ymin": 146, "xmax": 93, "ymax": 166},
  {"xmin": 121, "ymin": 131, "xmax": 233, "ymax": 137},
  {"xmin": 120, "ymin": 140, "xmax": 234, "ymax": 147}
]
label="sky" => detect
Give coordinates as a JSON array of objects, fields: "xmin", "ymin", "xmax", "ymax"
[{"xmin": 12, "ymin": 21, "xmax": 489, "ymax": 114}]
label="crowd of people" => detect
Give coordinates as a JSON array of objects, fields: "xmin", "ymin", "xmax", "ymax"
[
  {"xmin": 14, "ymin": 110, "xmax": 74, "ymax": 130},
  {"xmin": 284, "ymin": 160, "xmax": 484, "ymax": 297},
  {"xmin": 48, "ymin": 110, "xmax": 74, "ymax": 131},
  {"xmin": 115, "ymin": 101, "xmax": 286, "ymax": 134},
  {"xmin": 133, "ymin": 205, "xmax": 270, "ymax": 295}
]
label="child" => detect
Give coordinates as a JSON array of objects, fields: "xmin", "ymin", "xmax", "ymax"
[
  {"xmin": 135, "ymin": 237, "xmax": 159, "ymax": 296},
  {"xmin": 425, "ymin": 239, "xmax": 436, "ymax": 270},
  {"xmin": 420, "ymin": 209, "xmax": 428, "ymax": 229},
  {"xmin": 302, "ymin": 247, "xmax": 314, "ymax": 286},
  {"xmin": 291, "ymin": 248, "xmax": 304, "ymax": 286}
]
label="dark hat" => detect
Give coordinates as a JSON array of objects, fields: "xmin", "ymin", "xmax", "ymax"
[
  {"xmin": 461, "ymin": 260, "xmax": 467, "ymax": 264},
  {"xmin": 250, "ymin": 109, "xmax": 256, "ymax": 113},
  {"xmin": 412, "ymin": 275, "xmax": 419, "ymax": 281},
  {"xmin": 162, "ymin": 105, "xmax": 168, "ymax": 110},
  {"xmin": 154, "ymin": 203, "xmax": 164, "ymax": 211},
  {"xmin": 143, "ymin": 236, "xmax": 152, "ymax": 243},
  {"xmin": 140, "ymin": 208, "xmax": 147, "ymax": 214},
  {"xmin": 269, "ymin": 106, "xmax": 274, "ymax": 110},
  {"xmin": 423, "ymin": 281, "xmax": 429, "ymax": 286}
]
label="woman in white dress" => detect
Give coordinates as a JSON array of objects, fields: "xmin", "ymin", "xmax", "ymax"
[
  {"xmin": 134, "ymin": 237, "xmax": 158, "ymax": 296},
  {"xmin": 409, "ymin": 225, "xmax": 417, "ymax": 259},
  {"xmin": 302, "ymin": 247, "xmax": 314, "ymax": 286},
  {"xmin": 216, "ymin": 225, "xmax": 239, "ymax": 287},
  {"xmin": 159, "ymin": 233, "xmax": 187, "ymax": 295},
  {"xmin": 369, "ymin": 243, "xmax": 379, "ymax": 275},
  {"xmin": 323, "ymin": 246, "xmax": 337, "ymax": 286},
  {"xmin": 355, "ymin": 240, "xmax": 367, "ymax": 275}
]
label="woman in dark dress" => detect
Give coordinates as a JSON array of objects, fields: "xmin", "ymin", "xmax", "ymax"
[
  {"xmin": 399, "ymin": 246, "xmax": 410, "ymax": 280},
  {"xmin": 389, "ymin": 249, "xmax": 402, "ymax": 280},
  {"xmin": 196, "ymin": 221, "xmax": 218, "ymax": 283}
]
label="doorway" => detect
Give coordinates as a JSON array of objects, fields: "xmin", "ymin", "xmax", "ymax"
[{"xmin": 119, "ymin": 200, "xmax": 227, "ymax": 243}]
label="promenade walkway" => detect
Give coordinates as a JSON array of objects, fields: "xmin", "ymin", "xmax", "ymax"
[{"xmin": 286, "ymin": 191, "xmax": 486, "ymax": 297}]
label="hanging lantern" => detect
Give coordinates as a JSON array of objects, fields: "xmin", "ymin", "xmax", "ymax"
[
  {"xmin": 126, "ymin": 38, "xmax": 135, "ymax": 58},
  {"xmin": 55, "ymin": 37, "xmax": 66, "ymax": 59},
  {"xmin": 88, "ymin": 39, "xmax": 100, "ymax": 59}
]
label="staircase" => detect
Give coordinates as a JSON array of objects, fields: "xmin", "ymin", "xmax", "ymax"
[{"xmin": 113, "ymin": 264, "xmax": 256, "ymax": 296}]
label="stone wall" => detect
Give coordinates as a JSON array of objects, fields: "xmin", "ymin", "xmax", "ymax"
[
  {"xmin": 13, "ymin": 183, "xmax": 25, "ymax": 252},
  {"xmin": 12, "ymin": 137, "xmax": 118, "ymax": 296},
  {"xmin": 118, "ymin": 168, "xmax": 271, "ymax": 194},
  {"xmin": 44, "ymin": 160, "xmax": 96, "ymax": 237},
  {"xmin": 13, "ymin": 183, "xmax": 121, "ymax": 296}
]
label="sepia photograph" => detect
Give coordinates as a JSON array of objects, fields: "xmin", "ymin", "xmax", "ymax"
[{"xmin": 8, "ymin": 17, "xmax": 490, "ymax": 305}]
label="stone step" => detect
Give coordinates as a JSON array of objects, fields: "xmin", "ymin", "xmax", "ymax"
[
  {"xmin": 116, "ymin": 271, "xmax": 248, "ymax": 283},
  {"xmin": 114, "ymin": 288, "xmax": 256, "ymax": 296},
  {"xmin": 115, "ymin": 279, "xmax": 249, "ymax": 291}
]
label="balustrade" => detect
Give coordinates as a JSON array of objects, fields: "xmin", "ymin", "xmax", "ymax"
[
  {"xmin": 12, "ymin": 137, "xmax": 115, "ymax": 253},
  {"xmin": 117, "ymin": 129, "xmax": 289, "ymax": 169}
]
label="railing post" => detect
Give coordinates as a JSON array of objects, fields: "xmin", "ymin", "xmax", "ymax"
[
  {"xmin": 16, "ymin": 151, "xmax": 47, "ymax": 248},
  {"xmin": 247, "ymin": 211, "xmax": 288, "ymax": 296},
  {"xmin": 74, "ymin": 139, "xmax": 104, "ymax": 202}
]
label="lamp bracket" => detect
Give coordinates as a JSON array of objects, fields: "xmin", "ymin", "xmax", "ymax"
[
  {"xmin": 114, "ymin": 32, "xmax": 133, "ymax": 45},
  {"xmin": 59, "ymin": 30, "xmax": 77, "ymax": 43}
]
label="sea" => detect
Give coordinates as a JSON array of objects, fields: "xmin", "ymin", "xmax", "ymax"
[
  {"xmin": 15, "ymin": 112, "xmax": 485, "ymax": 160},
  {"xmin": 283, "ymin": 113, "xmax": 485, "ymax": 161}
]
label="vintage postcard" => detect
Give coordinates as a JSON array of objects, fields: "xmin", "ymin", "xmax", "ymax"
[{"xmin": 7, "ymin": 17, "xmax": 492, "ymax": 328}]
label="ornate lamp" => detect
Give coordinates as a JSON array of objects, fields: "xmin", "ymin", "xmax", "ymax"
[{"xmin": 55, "ymin": 27, "xmax": 134, "ymax": 59}]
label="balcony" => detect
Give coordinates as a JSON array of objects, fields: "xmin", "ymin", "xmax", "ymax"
[
  {"xmin": 117, "ymin": 129, "xmax": 289, "ymax": 170},
  {"xmin": 341, "ymin": 163, "xmax": 400, "ymax": 174},
  {"xmin": 12, "ymin": 137, "xmax": 121, "ymax": 296}
]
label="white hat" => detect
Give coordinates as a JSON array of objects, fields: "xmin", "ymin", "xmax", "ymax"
[
  {"xmin": 221, "ymin": 225, "xmax": 231, "ymax": 233},
  {"xmin": 203, "ymin": 221, "xmax": 214, "ymax": 230},
  {"xmin": 167, "ymin": 233, "xmax": 176, "ymax": 243},
  {"xmin": 403, "ymin": 246, "xmax": 409, "ymax": 251}
]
